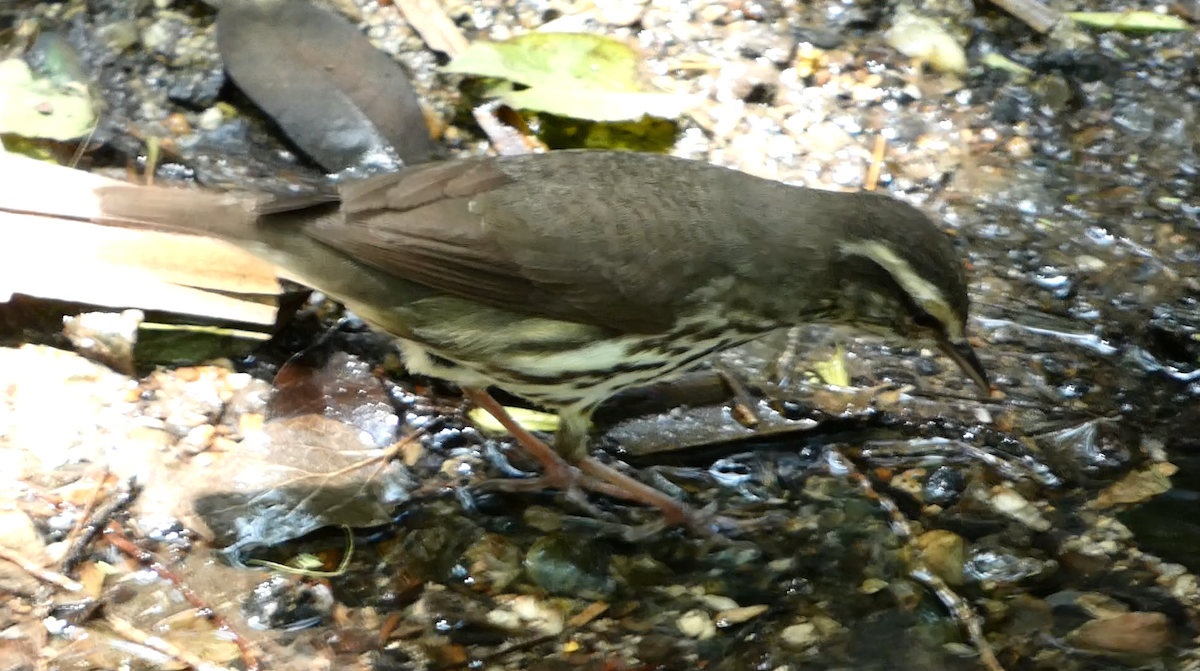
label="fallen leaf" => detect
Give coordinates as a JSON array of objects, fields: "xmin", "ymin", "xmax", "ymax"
[
  {"xmin": 1091, "ymin": 462, "xmax": 1178, "ymax": 509},
  {"xmin": 1067, "ymin": 11, "xmax": 1189, "ymax": 31},
  {"xmin": 0, "ymin": 59, "xmax": 96, "ymax": 141},
  {"xmin": 217, "ymin": 0, "xmax": 431, "ymax": 170},
  {"xmin": 445, "ymin": 32, "xmax": 699, "ymax": 122}
]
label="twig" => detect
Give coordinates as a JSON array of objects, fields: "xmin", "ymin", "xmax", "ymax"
[
  {"xmin": 63, "ymin": 469, "xmax": 111, "ymax": 560},
  {"xmin": 865, "ymin": 135, "xmax": 886, "ymax": 191},
  {"xmin": 61, "ymin": 477, "xmax": 141, "ymax": 575},
  {"xmin": 0, "ymin": 547, "xmax": 84, "ymax": 592},
  {"xmin": 768, "ymin": 326, "xmax": 804, "ymax": 386},
  {"xmin": 714, "ymin": 367, "xmax": 761, "ymax": 427},
  {"xmin": 103, "ymin": 523, "xmax": 261, "ymax": 671},
  {"xmin": 106, "ymin": 615, "xmax": 234, "ymax": 671},
  {"xmin": 472, "ymin": 101, "xmax": 545, "ymax": 157},
  {"xmin": 985, "ymin": 0, "xmax": 1062, "ymax": 33},
  {"xmin": 825, "ymin": 450, "xmax": 1006, "ymax": 671},
  {"xmin": 394, "ymin": 0, "xmax": 470, "ymax": 56}
]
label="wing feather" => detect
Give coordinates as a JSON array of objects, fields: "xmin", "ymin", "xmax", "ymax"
[{"xmin": 296, "ymin": 152, "xmax": 797, "ymax": 334}]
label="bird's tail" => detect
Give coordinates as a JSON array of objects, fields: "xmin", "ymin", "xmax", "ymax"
[{"xmin": 90, "ymin": 184, "xmax": 261, "ymax": 243}]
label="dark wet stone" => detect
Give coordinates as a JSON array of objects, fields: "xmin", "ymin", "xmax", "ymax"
[
  {"xmin": 793, "ymin": 25, "xmax": 844, "ymax": 50},
  {"xmin": 1036, "ymin": 50, "xmax": 1120, "ymax": 84},
  {"xmin": 924, "ymin": 466, "xmax": 965, "ymax": 505},
  {"xmin": 241, "ymin": 574, "xmax": 333, "ymax": 630},
  {"xmin": 523, "ymin": 535, "xmax": 614, "ymax": 597}
]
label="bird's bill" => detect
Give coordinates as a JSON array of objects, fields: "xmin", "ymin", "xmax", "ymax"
[{"xmin": 937, "ymin": 336, "xmax": 992, "ymax": 397}]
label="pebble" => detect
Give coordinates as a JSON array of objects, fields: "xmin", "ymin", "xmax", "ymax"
[
  {"xmin": 1067, "ymin": 612, "xmax": 1170, "ymax": 655},
  {"xmin": 884, "ymin": 8, "xmax": 967, "ymax": 74},
  {"xmin": 677, "ymin": 609, "xmax": 716, "ymax": 639},
  {"xmin": 596, "ymin": 0, "xmax": 648, "ymax": 26},
  {"xmin": 914, "ymin": 530, "xmax": 967, "ymax": 586},
  {"xmin": 198, "ymin": 106, "xmax": 225, "ymax": 131},
  {"xmin": 987, "ymin": 486, "xmax": 1051, "ymax": 531},
  {"xmin": 488, "ymin": 595, "xmax": 564, "ymax": 636},
  {"xmin": 0, "ymin": 510, "xmax": 44, "ymax": 555},
  {"xmin": 860, "ymin": 578, "xmax": 888, "ymax": 594},
  {"xmin": 780, "ymin": 621, "xmax": 819, "ymax": 649},
  {"xmin": 700, "ymin": 594, "xmax": 740, "ymax": 611}
]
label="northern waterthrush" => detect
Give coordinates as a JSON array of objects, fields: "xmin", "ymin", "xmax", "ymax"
[{"xmin": 90, "ymin": 150, "xmax": 988, "ymax": 531}]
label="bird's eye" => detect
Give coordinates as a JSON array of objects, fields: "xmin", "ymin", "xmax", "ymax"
[{"xmin": 913, "ymin": 311, "xmax": 940, "ymax": 329}]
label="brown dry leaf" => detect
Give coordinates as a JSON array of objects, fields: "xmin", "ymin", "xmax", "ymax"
[
  {"xmin": 217, "ymin": 0, "xmax": 431, "ymax": 170},
  {"xmin": 1090, "ymin": 462, "xmax": 1178, "ymax": 509},
  {"xmin": 0, "ymin": 154, "xmax": 280, "ymax": 325},
  {"xmin": 134, "ymin": 353, "xmax": 414, "ymax": 550},
  {"xmin": 132, "ymin": 411, "xmax": 416, "ymax": 551}
]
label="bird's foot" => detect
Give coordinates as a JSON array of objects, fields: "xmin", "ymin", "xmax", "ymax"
[
  {"xmin": 473, "ymin": 459, "xmax": 619, "ymax": 522},
  {"xmin": 463, "ymin": 387, "xmax": 719, "ymax": 535}
]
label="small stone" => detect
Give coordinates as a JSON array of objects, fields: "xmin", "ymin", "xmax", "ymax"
[
  {"xmin": 0, "ymin": 511, "xmax": 44, "ymax": 556},
  {"xmin": 508, "ymin": 595, "xmax": 564, "ymax": 636},
  {"xmin": 1067, "ymin": 612, "xmax": 1170, "ymax": 655},
  {"xmin": 1075, "ymin": 592, "xmax": 1130, "ymax": 619},
  {"xmin": 781, "ymin": 621, "xmax": 819, "ymax": 649},
  {"xmin": 913, "ymin": 530, "xmax": 967, "ymax": 586},
  {"xmin": 804, "ymin": 121, "xmax": 854, "ymax": 154},
  {"xmin": 96, "ymin": 21, "xmax": 140, "ymax": 52},
  {"xmin": 1006, "ymin": 136, "xmax": 1032, "ymax": 159},
  {"xmin": 700, "ymin": 594, "xmax": 740, "ymax": 611},
  {"xmin": 198, "ymin": 106, "xmax": 225, "ymax": 131},
  {"xmin": 699, "ymin": 4, "xmax": 728, "ymax": 22},
  {"xmin": 987, "ymin": 486, "xmax": 1051, "ymax": 531},
  {"xmin": 1076, "ymin": 255, "xmax": 1106, "ymax": 272},
  {"xmin": 860, "ymin": 578, "xmax": 888, "ymax": 594},
  {"xmin": 1091, "ymin": 462, "xmax": 1178, "ymax": 509},
  {"xmin": 182, "ymin": 423, "xmax": 216, "ymax": 453},
  {"xmin": 677, "ymin": 610, "xmax": 716, "ymax": 640},
  {"xmin": 165, "ymin": 113, "xmax": 191, "ymax": 136},
  {"xmin": 486, "ymin": 608, "xmax": 522, "ymax": 631},
  {"xmin": 126, "ymin": 425, "xmax": 176, "ymax": 450},
  {"xmin": 596, "ymin": 0, "xmax": 648, "ymax": 26},
  {"xmin": 884, "ymin": 8, "xmax": 967, "ymax": 74},
  {"xmin": 239, "ymin": 413, "xmax": 265, "ymax": 435}
]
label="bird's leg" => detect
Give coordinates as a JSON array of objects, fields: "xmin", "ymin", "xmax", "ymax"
[
  {"xmin": 464, "ymin": 388, "xmax": 714, "ymax": 533},
  {"xmin": 463, "ymin": 388, "xmax": 633, "ymax": 516},
  {"xmin": 558, "ymin": 407, "xmax": 715, "ymax": 535},
  {"xmin": 576, "ymin": 458, "xmax": 713, "ymax": 534}
]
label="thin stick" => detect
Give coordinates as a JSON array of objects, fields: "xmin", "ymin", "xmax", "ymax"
[
  {"xmin": 63, "ymin": 469, "xmax": 110, "ymax": 558},
  {"xmin": 103, "ymin": 523, "xmax": 261, "ymax": 671},
  {"xmin": 0, "ymin": 547, "xmax": 84, "ymax": 592},
  {"xmin": 866, "ymin": 134, "xmax": 886, "ymax": 191},
  {"xmin": 394, "ymin": 0, "xmax": 470, "ymax": 56},
  {"xmin": 985, "ymin": 0, "xmax": 1061, "ymax": 33},
  {"xmin": 825, "ymin": 450, "xmax": 1006, "ymax": 671},
  {"xmin": 106, "ymin": 615, "xmax": 233, "ymax": 671}
]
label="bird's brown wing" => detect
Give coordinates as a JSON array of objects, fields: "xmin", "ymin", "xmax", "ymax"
[
  {"xmin": 300, "ymin": 152, "xmax": 801, "ymax": 333},
  {"xmin": 295, "ymin": 159, "xmax": 649, "ymax": 331},
  {"xmin": 299, "ymin": 154, "xmax": 721, "ymax": 334}
]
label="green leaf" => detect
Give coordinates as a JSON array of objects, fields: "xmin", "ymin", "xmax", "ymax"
[
  {"xmin": 813, "ymin": 345, "xmax": 851, "ymax": 387},
  {"xmin": 1067, "ymin": 11, "xmax": 1190, "ymax": 32},
  {"xmin": 468, "ymin": 406, "xmax": 564, "ymax": 434},
  {"xmin": 445, "ymin": 32, "xmax": 698, "ymax": 122},
  {"xmin": 501, "ymin": 88, "xmax": 694, "ymax": 123},
  {"xmin": 0, "ymin": 59, "xmax": 96, "ymax": 141},
  {"xmin": 979, "ymin": 53, "xmax": 1033, "ymax": 77}
]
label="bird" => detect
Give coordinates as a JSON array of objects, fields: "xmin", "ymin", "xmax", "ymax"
[{"xmin": 85, "ymin": 149, "xmax": 989, "ymax": 532}]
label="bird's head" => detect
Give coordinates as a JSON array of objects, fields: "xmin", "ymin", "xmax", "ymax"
[{"xmin": 832, "ymin": 195, "xmax": 990, "ymax": 395}]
